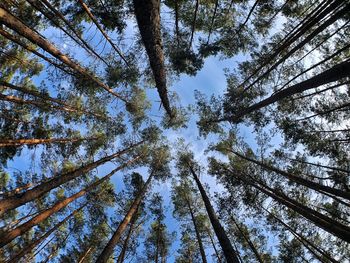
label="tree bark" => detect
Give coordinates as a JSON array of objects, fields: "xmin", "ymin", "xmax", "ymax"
[
  {"xmin": 206, "ymin": 0, "xmax": 219, "ymax": 45},
  {"xmin": 188, "ymin": 163, "xmax": 240, "ymax": 263},
  {"xmin": 0, "ymin": 136, "xmax": 98, "ymax": 148},
  {"xmin": 116, "ymin": 219, "xmax": 135, "ymax": 263},
  {"xmin": 78, "ymin": 246, "xmax": 93, "ymax": 263},
  {"xmin": 6, "ymin": 204, "xmax": 86, "ymax": 263},
  {"xmin": 221, "ymin": 60, "xmax": 350, "ymax": 123},
  {"xmin": 0, "ymin": 80, "xmax": 106, "ymax": 119},
  {"xmin": 230, "ymin": 216, "xmax": 264, "ymax": 263},
  {"xmin": 76, "ymin": 0, "xmax": 128, "ymax": 66},
  {"xmin": 185, "ymin": 197, "xmax": 207, "ymax": 263},
  {"xmin": 0, "ymin": 182, "xmax": 32, "ymax": 198},
  {"xmin": 0, "ymin": 7, "xmax": 127, "ymax": 102},
  {"xmin": 231, "ymin": 150, "xmax": 350, "ymax": 201},
  {"xmin": 96, "ymin": 172, "xmax": 153, "ymax": 263},
  {"xmin": 207, "ymin": 230, "xmax": 222, "ymax": 263},
  {"xmin": 0, "ymin": 142, "xmax": 143, "ymax": 216},
  {"xmin": 0, "ymin": 158, "xmax": 139, "ymax": 247},
  {"xmin": 234, "ymin": 172, "xmax": 350, "ymax": 242},
  {"xmin": 189, "ymin": 0, "xmax": 199, "ymax": 48},
  {"xmin": 262, "ymin": 207, "xmax": 339, "ymax": 263},
  {"xmin": 133, "ymin": 0, "xmax": 173, "ymax": 118}
]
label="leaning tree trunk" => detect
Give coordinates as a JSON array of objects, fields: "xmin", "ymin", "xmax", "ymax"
[
  {"xmin": 0, "ymin": 136, "xmax": 99, "ymax": 148},
  {"xmin": 188, "ymin": 163, "xmax": 240, "ymax": 263},
  {"xmin": 133, "ymin": 0, "xmax": 173, "ymax": 118},
  {"xmin": 0, "ymin": 141, "xmax": 143, "ymax": 216},
  {"xmin": 117, "ymin": 219, "xmax": 136, "ymax": 263},
  {"xmin": 186, "ymin": 197, "xmax": 207, "ymax": 263},
  {"xmin": 236, "ymin": 172, "xmax": 350, "ymax": 242},
  {"xmin": 0, "ymin": 81, "xmax": 106, "ymax": 119},
  {"xmin": 0, "ymin": 7, "xmax": 127, "ymax": 102},
  {"xmin": 78, "ymin": 247, "xmax": 94, "ymax": 263},
  {"xmin": 222, "ymin": 59, "xmax": 350, "ymax": 123},
  {"xmin": 231, "ymin": 150, "xmax": 350, "ymax": 200},
  {"xmin": 96, "ymin": 172, "xmax": 153, "ymax": 263},
  {"xmin": 6, "ymin": 204, "xmax": 86, "ymax": 263},
  {"xmin": 0, "ymin": 159, "xmax": 139, "ymax": 247},
  {"xmin": 230, "ymin": 216, "xmax": 264, "ymax": 263},
  {"xmin": 262, "ymin": 207, "xmax": 339, "ymax": 263}
]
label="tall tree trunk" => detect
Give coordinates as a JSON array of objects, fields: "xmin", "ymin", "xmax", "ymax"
[
  {"xmin": 34, "ymin": 0, "xmax": 110, "ymax": 66},
  {"xmin": 78, "ymin": 246, "xmax": 94, "ymax": 263},
  {"xmin": 155, "ymin": 222, "xmax": 160, "ymax": 263},
  {"xmin": 0, "ymin": 182, "xmax": 32, "ymax": 198},
  {"xmin": 189, "ymin": 0, "xmax": 199, "ymax": 48},
  {"xmin": 0, "ymin": 28, "xmax": 72, "ymax": 75},
  {"xmin": 0, "ymin": 136, "xmax": 99, "ymax": 148},
  {"xmin": 231, "ymin": 150, "xmax": 350, "ymax": 200},
  {"xmin": 185, "ymin": 197, "xmax": 207, "ymax": 263},
  {"xmin": 207, "ymin": 230, "xmax": 222, "ymax": 263},
  {"xmin": 235, "ymin": 0, "xmax": 259, "ymax": 36},
  {"xmin": 188, "ymin": 163, "xmax": 240, "ymax": 263},
  {"xmin": 174, "ymin": 0, "xmax": 180, "ymax": 46},
  {"xmin": 132, "ymin": 0, "xmax": 173, "ymax": 118},
  {"xmin": 0, "ymin": 158, "xmax": 139, "ymax": 247},
  {"xmin": 0, "ymin": 141, "xmax": 143, "ymax": 216},
  {"xmin": 6, "ymin": 204, "xmax": 86, "ymax": 263},
  {"xmin": 262, "ymin": 207, "xmax": 339, "ymax": 263},
  {"xmin": 240, "ymin": 0, "xmax": 344, "ymax": 89},
  {"xmin": 244, "ymin": 1, "xmax": 349, "ymax": 93},
  {"xmin": 41, "ymin": 230, "xmax": 72, "ymax": 263},
  {"xmin": 0, "ymin": 81, "xmax": 106, "ymax": 119},
  {"xmin": 76, "ymin": 0, "xmax": 128, "ymax": 65},
  {"xmin": 220, "ymin": 60, "xmax": 350, "ymax": 123},
  {"xmin": 96, "ymin": 172, "xmax": 153, "ymax": 263},
  {"xmin": 116, "ymin": 219, "xmax": 136, "ymax": 263},
  {"xmin": 234, "ymin": 172, "xmax": 350, "ymax": 242},
  {"xmin": 0, "ymin": 7, "xmax": 127, "ymax": 102},
  {"xmin": 230, "ymin": 216, "xmax": 264, "ymax": 263},
  {"xmin": 206, "ymin": 0, "xmax": 219, "ymax": 45}
]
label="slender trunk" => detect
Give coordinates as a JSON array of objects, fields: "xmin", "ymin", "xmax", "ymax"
[
  {"xmin": 235, "ymin": 0, "xmax": 259, "ymax": 36},
  {"xmin": 189, "ymin": 0, "xmax": 199, "ymax": 48},
  {"xmin": 38, "ymin": 0, "xmax": 110, "ymax": 66},
  {"xmin": 0, "ymin": 81, "xmax": 106, "ymax": 119},
  {"xmin": 240, "ymin": 0, "xmax": 343, "ymax": 89},
  {"xmin": 282, "ymin": 155, "xmax": 349, "ymax": 174},
  {"xmin": 0, "ymin": 136, "xmax": 98, "ymax": 148},
  {"xmin": 41, "ymin": 229, "xmax": 72, "ymax": 263},
  {"xmin": 220, "ymin": 60, "xmax": 350, "ymax": 123},
  {"xmin": 78, "ymin": 246, "xmax": 93, "ymax": 263},
  {"xmin": 235, "ymin": 172, "xmax": 350, "ymax": 242},
  {"xmin": 185, "ymin": 197, "xmax": 207, "ymax": 263},
  {"xmin": 0, "ymin": 28, "xmax": 72, "ymax": 75},
  {"xmin": 6, "ymin": 204, "xmax": 86, "ymax": 263},
  {"xmin": 231, "ymin": 150, "xmax": 350, "ymax": 200},
  {"xmin": 230, "ymin": 216, "xmax": 264, "ymax": 263},
  {"xmin": 294, "ymin": 101, "xmax": 350, "ymax": 122},
  {"xmin": 243, "ymin": 1, "xmax": 349, "ymax": 93},
  {"xmin": 206, "ymin": 0, "xmax": 219, "ymax": 45},
  {"xmin": 155, "ymin": 221, "xmax": 161, "ymax": 263},
  {"xmin": 207, "ymin": 230, "xmax": 222, "ymax": 263},
  {"xmin": 188, "ymin": 164, "xmax": 240, "ymax": 263},
  {"xmin": 0, "ymin": 141, "xmax": 143, "ymax": 216},
  {"xmin": 0, "ymin": 158, "xmax": 139, "ymax": 247},
  {"xmin": 0, "ymin": 7, "xmax": 127, "ymax": 102},
  {"xmin": 262, "ymin": 207, "xmax": 339, "ymax": 263},
  {"xmin": 174, "ymin": 0, "xmax": 180, "ymax": 46},
  {"xmin": 76, "ymin": 0, "xmax": 128, "ymax": 66},
  {"xmin": 96, "ymin": 172, "xmax": 153, "ymax": 263},
  {"xmin": 133, "ymin": 0, "xmax": 173, "ymax": 118},
  {"xmin": 116, "ymin": 219, "xmax": 136, "ymax": 263},
  {"xmin": 0, "ymin": 183, "xmax": 32, "ymax": 198}
]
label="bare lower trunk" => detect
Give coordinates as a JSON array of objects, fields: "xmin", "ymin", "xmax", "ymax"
[
  {"xmin": 96, "ymin": 173, "xmax": 153, "ymax": 263},
  {"xmin": 78, "ymin": 246, "xmax": 94, "ymax": 263},
  {"xmin": 0, "ymin": 141, "xmax": 143, "ymax": 216},
  {"xmin": 0, "ymin": 159, "xmax": 138, "ymax": 247},
  {"xmin": 133, "ymin": 0, "xmax": 173, "ymax": 117},
  {"xmin": 189, "ymin": 163, "xmax": 240, "ymax": 263},
  {"xmin": 6, "ymin": 204, "xmax": 85, "ymax": 263},
  {"xmin": 0, "ymin": 7, "xmax": 127, "ymax": 102}
]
